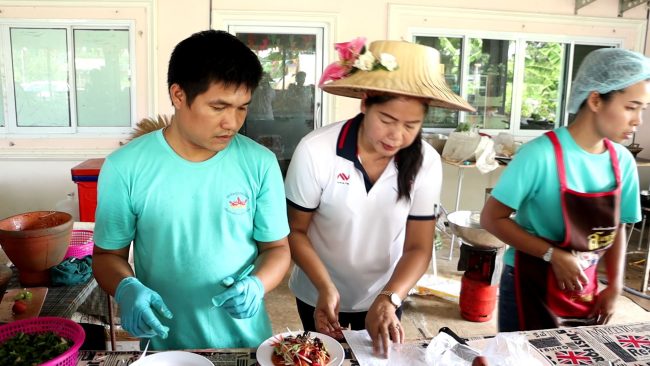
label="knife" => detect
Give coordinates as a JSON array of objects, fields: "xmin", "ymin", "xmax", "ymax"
[{"xmin": 439, "ymin": 326, "xmax": 469, "ymax": 345}]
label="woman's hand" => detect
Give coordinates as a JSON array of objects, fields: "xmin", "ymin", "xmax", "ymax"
[
  {"xmin": 314, "ymin": 286, "xmax": 343, "ymax": 340},
  {"xmin": 550, "ymin": 249, "xmax": 590, "ymax": 292},
  {"xmin": 589, "ymin": 285, "xmax": 621, "ymax": 324},
  {"xmin": 365, "ymin": 296, "xmax": 404, "ymax": 358}
]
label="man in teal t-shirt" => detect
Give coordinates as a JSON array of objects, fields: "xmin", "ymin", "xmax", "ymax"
[{"xmin": 92, "ymin": 30, "xmax": 291, "ymax": 350}]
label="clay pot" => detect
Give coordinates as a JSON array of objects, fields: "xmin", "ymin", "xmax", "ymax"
[{"xmin": 0, "ymin": 211, "xmax": 73, "ymax": 286}]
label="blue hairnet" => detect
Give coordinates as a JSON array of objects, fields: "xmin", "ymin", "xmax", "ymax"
[{"xmin": 568, "ymin": 48, "xmax": 650, "ymax": 114}]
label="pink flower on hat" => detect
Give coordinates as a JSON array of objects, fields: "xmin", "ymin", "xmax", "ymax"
[
  {"xmin": 319, "ymin": 37, "xmax": 398, "ymax": 87},
  {"xmin": 335, "ymin": 37, "xmax": 367, "ymax": 63},
  {"xmin": 319, "ymin": 37, "xmax": 367, "ymax": 86}
]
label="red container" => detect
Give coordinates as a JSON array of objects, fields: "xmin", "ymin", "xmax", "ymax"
[
  {"xmin": 459, "ymin": 274, "xmax": 498, "ymax": 322},
  {"xmin": 71, "ymin": 158, "xmax": 104, "ymax": 222}
]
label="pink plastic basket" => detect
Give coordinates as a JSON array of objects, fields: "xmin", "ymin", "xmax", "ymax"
[
  {"xmin": 64, "ymin": 229, "xmax": 94, "ymax": 259},
  {"xmin": 0, "ymin": 317, "xmax": 85, "ymax": 366}
]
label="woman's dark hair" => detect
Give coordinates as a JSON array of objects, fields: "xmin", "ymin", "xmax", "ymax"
[
  {"xmin": 167, "ymin": 30, "xmax": 262, "ymax": 106},
  {"xmin": 364, "ymin": 94, "xmax": 428, "ymax": 202}
]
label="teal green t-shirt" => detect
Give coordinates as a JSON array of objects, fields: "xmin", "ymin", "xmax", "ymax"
[
  {"xmin": 94, "ymin": 129, "xmax": 289, "ymax": 350},
  {"xmin": 491, "ymin": 127, "xmax": 641, "ymax": 267}
]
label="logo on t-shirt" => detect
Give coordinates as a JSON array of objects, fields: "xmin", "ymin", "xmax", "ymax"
[
  {"xmin": 336, "ymin": 172, "xmax": 350, "ymax": 185},
  {"xmin": 226, "ymin": 192, "xmax": 250, "ymax": 214}
]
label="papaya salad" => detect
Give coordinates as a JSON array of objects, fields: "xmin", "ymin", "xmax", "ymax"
[{"xmin": 271, "ymin": 331, "xmax": 332, "ymax": 366}]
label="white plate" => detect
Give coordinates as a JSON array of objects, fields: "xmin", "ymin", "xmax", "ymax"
[
  {"xmin": 130, "ymin": 351, "xmax": 213, "ymax": 366},
  {"xmin": 256, "ymin": 331, "xmax": 344, "ymax": 366}
]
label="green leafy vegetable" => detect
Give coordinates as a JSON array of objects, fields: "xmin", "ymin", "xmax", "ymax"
[
  {"xmin": 0, "ymin": 331, "xmax": 72, "ymax": 365},
  {"xmin": 13, "ymin": 289, "xmax": 32, "ymax": 301}
]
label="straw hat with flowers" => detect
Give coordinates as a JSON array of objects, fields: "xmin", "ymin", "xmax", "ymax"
[{"xmin": 319, "ymin": 38, "xmax": 474, "ymax": 112}]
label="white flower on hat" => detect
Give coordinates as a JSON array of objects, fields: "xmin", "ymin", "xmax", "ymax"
[
  {"xmin": 353, "ymin": 51, "xmax": 376, "ymax": 71},
  {"xmin": 379, "ymin": 53, "xmax": 397, "ymax": 71}
]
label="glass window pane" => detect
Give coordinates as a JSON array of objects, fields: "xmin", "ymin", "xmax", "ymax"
[
  {"xmin": 521, "ymin": 41, "xmax": 566, "ymax": 130},
  {"xmin": 75, "ymin": 29, "xmax": 131, "ymax": 127},
  {"xmin": 237, "ymin": 32, "xmax": 317, "ymax": 175},
  {"xmin": 11, "ymin": 28, "xmax": 70, "ymax": 127},
  {"xmin": 0, "ymin": 68, "xmax": 5, "ymax": 127},
  {"xmin": 415, "ymin": 36, "xmax": 461, "ymax": 129},
  {"xmin": 465, "ymin": 38, "xmax": 515, "ymax": 130}
]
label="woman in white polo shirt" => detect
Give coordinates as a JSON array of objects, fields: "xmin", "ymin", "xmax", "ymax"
[{"xmin": 284, "ymin": 38, "xmax": 474, "ymax": 356}]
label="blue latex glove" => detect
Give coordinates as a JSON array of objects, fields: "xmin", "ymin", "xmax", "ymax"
[
  {"xmin": 115, "ymin": 277, "xmax": 173, "ymax": 338},
  {"xmin": 211, "ymin": 275, "xmax": 265, "ymax": 319}
]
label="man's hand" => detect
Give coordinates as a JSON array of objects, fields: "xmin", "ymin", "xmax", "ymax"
[
  {"xmin": 114, "ymin": 277, "xmax": 173, "ymax": 339},
  {"xmin": 212, "ymin": 275, "xmax": 265, "ymax": 319}
]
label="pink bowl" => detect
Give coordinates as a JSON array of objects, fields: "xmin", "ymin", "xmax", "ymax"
[{"xmin": 0, "ymin": 317, "xmax": 85, "ymax": 366}]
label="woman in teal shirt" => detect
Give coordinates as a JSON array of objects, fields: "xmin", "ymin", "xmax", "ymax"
[{"xmin": 481, "ymin": 48, "xmax": 650, "ymax": 331}]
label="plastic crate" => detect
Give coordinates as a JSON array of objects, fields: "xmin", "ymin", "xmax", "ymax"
[
  {"xmin": 64, "ymin": 229, "xmax": 94, "ymax": 259},
  {"xmin": 0, "ymin": 317, "xmax": 85, "ymax": 366}
]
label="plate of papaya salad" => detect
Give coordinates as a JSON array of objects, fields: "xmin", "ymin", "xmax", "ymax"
[{"xmin": 256, "ymin": 330, "xmax": 344, "ymax": 366}]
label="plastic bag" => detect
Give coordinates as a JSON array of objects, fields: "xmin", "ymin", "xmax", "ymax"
[
  {"xmin": 481, "ymin": 333, "xmax": 546, "ymax": 366},
  {"xmin": 474, "ymin": 137, "xmax": 498, "ymax": 174},
  {"xmin": 493, "ymin": 133, "xmax": 517, "ymax": 157},
  {"xmin": 425, "ymin": 332, "xmax": 480, "ymax": 366},
  {"xmin": 442, "ymin": 131, "xmax": 482, "ymax": 163}
]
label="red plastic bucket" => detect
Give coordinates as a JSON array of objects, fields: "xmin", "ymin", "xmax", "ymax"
[{"xmin": 459, "ymin": 274, "xmax": 498, "ymax": 322}]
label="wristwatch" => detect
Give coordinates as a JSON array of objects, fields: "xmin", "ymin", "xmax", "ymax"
[
  {"xmin": 542, "ymin": 247, "xmax": 554, "ymax": 262},
  {"xmin": 379, "ymin": 291, "xmax": 402, "ymax": 308}
]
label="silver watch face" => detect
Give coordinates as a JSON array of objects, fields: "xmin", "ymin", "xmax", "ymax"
[
  {"xmin": 390, "ymin": 293, "xmax": 402, "ymax": 307},
  {"xmin": 543, "ymin": 248, "xmax": 553, "ymax": 262}
]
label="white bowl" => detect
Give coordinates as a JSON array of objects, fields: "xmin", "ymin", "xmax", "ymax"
[
  {"xmin": 130, "ymin": 351, "xmax": 212, "ymax": 366},
  {"xmin": 256, "ymin": 331, "xmax": 344, "ymax": 366}
]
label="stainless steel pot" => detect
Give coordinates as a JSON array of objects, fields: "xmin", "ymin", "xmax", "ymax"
[{"xmin": 447, "ymin": 211, "xmax": 505, "ymax": 249}]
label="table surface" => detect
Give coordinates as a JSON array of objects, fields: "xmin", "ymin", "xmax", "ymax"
[
  {"xmin": 75, "ymin": 321, "xmax": 650, "ymax": 366},
  {"xmin": 5, "ymin": 265, "xmax": 96, "ymax": 320},
  {"xmin": 77, "ymin": 345, "xmax": 362, "ymax": 366}
]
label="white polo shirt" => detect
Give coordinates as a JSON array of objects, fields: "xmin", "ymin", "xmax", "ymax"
[{"xmin": 285, "ymin": 114, "xmax": 442, "ymax": 312}]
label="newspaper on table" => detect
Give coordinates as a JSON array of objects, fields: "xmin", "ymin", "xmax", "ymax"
[{"xmin": 518, "ymin": 322, "xmax": 650, "ymax": 365}]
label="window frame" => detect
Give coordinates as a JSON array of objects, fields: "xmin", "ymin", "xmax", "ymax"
[
  {"xmin": 0, "ymin": 19, "xmax": 137, "ymax": 136},
  {"xmin": 226, "ymin": 24, "xmax": 326, "ymax": 130},
  {"xmin": 390, "ymin": 5, "xmax": 644, "ymax": 140},
  {"xmin": 413, "ymin": 30, "xmax": 621, "ymax": 137},
  {"xmin": 211, "ymin": 10, "xmax": 336, "ymax": 129}
]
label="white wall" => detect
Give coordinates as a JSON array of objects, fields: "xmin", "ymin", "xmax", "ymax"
[
  {"xmin": 2, "ymin": 159, "xmax": 85, "ymax": 216},
  {"xmin": 1, "ymin": 0, "xmax": 649, "ymax": 219}
]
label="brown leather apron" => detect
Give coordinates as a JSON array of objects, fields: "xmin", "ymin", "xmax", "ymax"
[{"xmin": 514, "ymin": 131, "xmax": 621, "ymax": 330}]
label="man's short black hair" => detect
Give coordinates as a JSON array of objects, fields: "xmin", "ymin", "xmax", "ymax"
[{"xmin": 167, "ymin": 30, "xmax": 262, "ymax": 106}]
